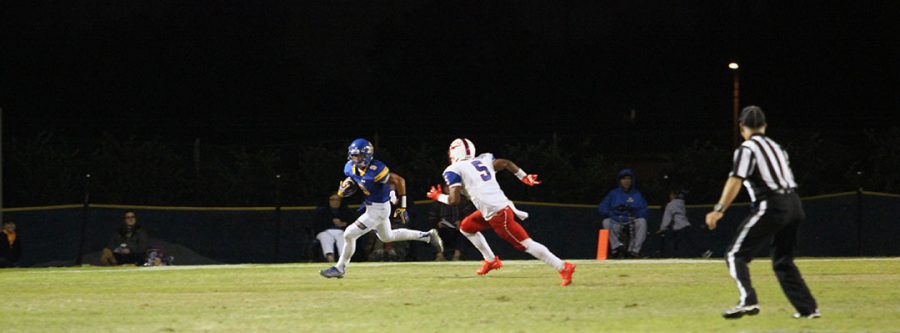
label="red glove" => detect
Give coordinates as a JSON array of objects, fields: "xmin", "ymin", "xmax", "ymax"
[
  {"xmin": 520, "ymin": 174, "xmax": 542, "ymax": 186},
  {"xmin": 426, "ymin": 184, "xmax": 443, "ymax": 201}
]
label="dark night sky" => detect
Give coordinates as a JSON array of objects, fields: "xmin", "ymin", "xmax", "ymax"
[{"xmin": 2, "ymin": 1, "xmax": 899, "ymax": 151}]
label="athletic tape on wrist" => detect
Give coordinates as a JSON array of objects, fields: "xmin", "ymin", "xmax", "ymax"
[
  {"xmin": 515, "ymin": 169, "xmax": 527, "ymax": 180},
  {"xmin": 437, "ymin": 194, "xmax": 449, "ymax": 204}
]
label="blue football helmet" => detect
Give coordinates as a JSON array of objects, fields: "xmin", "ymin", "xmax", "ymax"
[{"xmin": 348, "ymin": 138, "xmax": 374, "ymax": 168}]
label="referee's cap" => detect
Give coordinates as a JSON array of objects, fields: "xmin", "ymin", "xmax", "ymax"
[{"xmin": 739, "ymin": 105, "xmax": 767, "ymax": 129}]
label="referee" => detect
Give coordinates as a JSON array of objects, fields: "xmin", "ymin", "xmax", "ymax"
[{"xmin": 705, "ymin": 106, "xmax": 819, "ymax": 319}]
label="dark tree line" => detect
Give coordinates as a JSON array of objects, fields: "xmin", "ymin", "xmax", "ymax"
[{"xmin": 4, "ymin": 129, "xmax": 898, "ymax": 208}]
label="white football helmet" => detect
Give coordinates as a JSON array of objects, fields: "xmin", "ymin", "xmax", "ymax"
[{"xmin": 448, "ymin": 138, "xmax": 476, "ymax": 164}]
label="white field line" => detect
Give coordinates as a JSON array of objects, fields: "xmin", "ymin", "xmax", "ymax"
[{"xmin": 14, "ymin": 257, "xmax": 899, "ymax": 275}]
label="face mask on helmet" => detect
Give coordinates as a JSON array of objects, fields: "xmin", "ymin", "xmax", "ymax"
[
  {"xmin": 348, "ymin": 138, "xmax": 374, "ymax": 168},
  {"xmin": 448, "ymin": 138, "xmax": 476, "ymax": 164}
]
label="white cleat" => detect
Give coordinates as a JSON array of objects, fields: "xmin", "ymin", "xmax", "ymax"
[
  {"xmin": 428, "ymin": 229, "xmax": 444, "ymax": 254},
  {"xmin": 792, "ymin": 309, "xmax": 821, "ymax": 319},
  {"xmin": 722, "ymin": 304, "xmax": 760, "ymax": 319}
]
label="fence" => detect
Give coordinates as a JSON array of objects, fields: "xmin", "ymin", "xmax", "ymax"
[{"xmin": 2, "ymin": 191, "xmax": 898, "ymax": 267}]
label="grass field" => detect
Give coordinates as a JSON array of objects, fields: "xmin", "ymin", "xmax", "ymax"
[{"xmin": 1, "ymin": 258, "xmax": 898, "ymax": 332}]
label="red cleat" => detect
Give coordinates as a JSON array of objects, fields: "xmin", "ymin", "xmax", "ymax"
[
  {"xmin": 559, "ymin": 262, "xmax": 576, "ymax": 286},
  {"xmin": 476, "ymin": 256, "xmax": 503, "ymax": 275}
]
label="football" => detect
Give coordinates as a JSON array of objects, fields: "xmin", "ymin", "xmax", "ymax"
[{"xmin": 338, "ymin": 177, "xmax": 358, "ymax": 197}]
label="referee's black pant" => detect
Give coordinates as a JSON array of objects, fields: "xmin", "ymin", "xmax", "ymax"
[{"xmin": 725, "ymin": 192, "xmax": 818, "ymax": 313}]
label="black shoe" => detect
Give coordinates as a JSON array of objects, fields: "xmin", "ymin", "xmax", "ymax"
[
  {"xmin": 628, "ymin": 251, "xmax": 641, "ymax": 259},
  {"xmin": 612, "ymin": 246, "xmax": 626, "ymax": 259},
  {"xmin": 792, "ymin": 309, "xmax": 821, "ymax": 319},
  {"xmin": 722, "ymin": 305, "xmax": 760, "ymax": 319}
]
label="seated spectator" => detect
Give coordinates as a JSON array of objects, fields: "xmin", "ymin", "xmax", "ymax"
[
  {"xmin": 313, "ymin": 193, "xmax": 354, "ymax": 262},
  {"xmin": 427, "ymin": 197, "xmax": 476, "ymax": 261},
  {"xmin": 100, "ymin": 211, "xmax": 149, "ymax": 266},
  {"xmin": 598, "ymin": 169, "xmax": 649, "ymax": 259},
  {"xmin": 1, "ymin": 220, "xmax": 22, "ymax": 268}
]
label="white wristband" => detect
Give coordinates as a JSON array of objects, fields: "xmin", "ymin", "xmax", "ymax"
[
  {"xmin": 400, "ymin": 195, "xmax": 407, "ymax": 208},
  {"xmin": 437, "ymin": 194, "xmax": 449, "ymax": 204},
  {"xmin": 514, "ymin": 169, "xmax": 527, "ymax": 180}
]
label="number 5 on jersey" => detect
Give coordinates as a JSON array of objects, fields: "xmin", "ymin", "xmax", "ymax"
[{"xmin": 471, "ymin": 160, "xmax": 491, "ymax": 181}]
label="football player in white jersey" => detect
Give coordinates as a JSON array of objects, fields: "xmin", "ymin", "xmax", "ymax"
[{"xmin": 427, "ymin": 138, "xmax": 576, "ymax": 286}]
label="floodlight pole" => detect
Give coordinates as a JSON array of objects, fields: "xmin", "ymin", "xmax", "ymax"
[{"xmin": 729, "ymin": 63, "xmax": 741, "ymax": 148}]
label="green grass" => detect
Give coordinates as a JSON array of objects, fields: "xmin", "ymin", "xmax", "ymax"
[{"xmin": 1, "ymin": 258, "xmax": 898, "ymax": 332}]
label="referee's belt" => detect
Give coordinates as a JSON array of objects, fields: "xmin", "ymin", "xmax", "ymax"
[{"xmin": 773, "ymin": 188, "xmax": 796, "ymax": 195}]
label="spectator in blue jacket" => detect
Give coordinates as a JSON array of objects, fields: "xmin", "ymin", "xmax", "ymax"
[{"xmin": 598, "ymin": 169, "xmax": 649, "ymax": 258}]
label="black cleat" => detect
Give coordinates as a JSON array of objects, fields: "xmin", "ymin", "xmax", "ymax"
[{"xmin": 722, "ymin": 305, "xmax": 760, "ymax": 319}]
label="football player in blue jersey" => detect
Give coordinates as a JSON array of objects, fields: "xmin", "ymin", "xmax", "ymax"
[{"xmin": 320, "ymin": 138, "xmax": 444, "ymax": 278}]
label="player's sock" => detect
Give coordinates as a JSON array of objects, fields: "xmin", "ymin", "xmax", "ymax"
[
  {"xmin": 461, "ymin": 231, "xmax": 495, "ymax": 261},
  {"xmin": 521, "ymin": 239, "xmax": 564, "ymax": 271},
  {"xmin": 336, "ymin": 223, "xmax": 367, "ymax": 272}
]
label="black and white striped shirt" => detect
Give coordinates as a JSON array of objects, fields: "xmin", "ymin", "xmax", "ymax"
[{"xmin": 729, "ymin": 133, "xmax": 798, "ymax": 202}]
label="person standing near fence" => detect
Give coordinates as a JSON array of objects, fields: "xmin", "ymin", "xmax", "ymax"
[
  {"xmin": 705, "ymin": 106, "xmax": 820, "ymax": 319},
  {"xmin": 657, "ymin": 190, "xmax": 694, "ymax": 258},
  {"xmin": 427, "ymin": 196, "xmax": 476, "ymax": 261}
]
